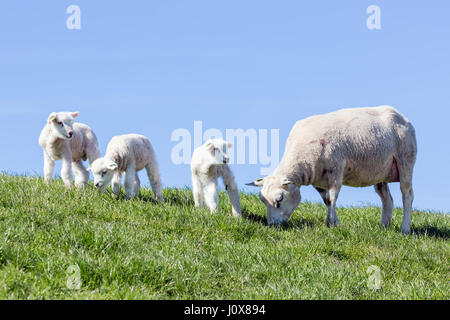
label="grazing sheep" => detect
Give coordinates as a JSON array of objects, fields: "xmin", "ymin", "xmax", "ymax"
[
  {"xmin": 247, "ymin": 106, "xmax": 417, "ymax": 234},
  {"xmin": 88, "ymin": 134, "xmax": 163, "ymax": 202},
  {"xmin": 191, "ymin": 139, "xmax": 241, "ymax": 216},
  {"xmin": 38, "ymin": 111, "xmax": 100, "ymax": 188}
]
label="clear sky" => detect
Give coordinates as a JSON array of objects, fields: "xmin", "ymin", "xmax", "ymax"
[{"xmin": 0, "ymin": 1, "xmax": 449, "ymax": 213}]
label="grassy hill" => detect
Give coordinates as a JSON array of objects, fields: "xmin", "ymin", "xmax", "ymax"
[{"xmin": 0, "ymin": 174, "xmax": 448, "ymax": 299}]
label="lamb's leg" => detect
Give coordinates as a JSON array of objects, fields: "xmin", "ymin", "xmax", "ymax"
[
  {"xmin": 72, "ymin": 159, "xmax": 89, "ymax": 189},
  {"xmin": 134, "ymin": 173, "xmax": 141, "ymax": 196},
  {"xmin": 374, "ymin": 182, "xmax": 394, "ymax": 227},
  {"xmin": 111, "ymin": 171, "xmax": 122, "ymax": 196},
  {"xmin": 398, "ymin": 166, "xmax": 414, "ymax": 234},
  {"xmin": 145, "ymin": 162, "xmax": 163, "ymax": 203},
  {"xmin": 43, "ymin": 151, "xmax": 55, "ymax": 183},
  {"xmin": 124, "ymin": 166, "xmax": 137, "ymax": 199},
  {"xmin": 61, "ymin": 151, "xmax": 73, "ymax": 188},
  {"xmin": 192, "ymin": 175, "xmax": 204, "ymax": 208},
  {"xmin": 204, "ymin": 180, "xmax": 219, "ymax": 213},
  {"xmin": 221, "ymin": 166, "xmax": 241, "ymax": 216},
  {"xmin": 315, "ymin": 185, "xmax": 341, "ymax": 227}
]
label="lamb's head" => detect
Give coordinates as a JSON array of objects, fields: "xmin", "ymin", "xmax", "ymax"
[
  {"xmin": 88, "ymin": 158, "xmax": 118, "ymax": 190},
  {"xmin": 47, "ymin": 111, "xmax": 79, "ymax": 140},
  {"xmin": 247, "ymin": 176, "xmax": 300, "ymax": 226},
  {"xmin": 204, "ymin": 139, "xmax": 232, "ymax": 165}
]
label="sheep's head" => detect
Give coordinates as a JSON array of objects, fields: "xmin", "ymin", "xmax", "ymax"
[
  {"xmin": 247, "ymin": 176, "xmax": 300, "ymax": 226},
  {"xmin": 47, "ymin": 111, "xmax": 79, "ymax": 140},
  {"xmin": 204, "ymin": 139, "xmax": 232, "ymax": 165},
  {"xmin": 88, "ymin": 158, "xmax": 118, "ymax": 190}
]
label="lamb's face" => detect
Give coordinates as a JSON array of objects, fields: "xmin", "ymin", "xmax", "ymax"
[
  {"xmin": 88, "ymin": 158, "xmax": 118, "ymax": 190},
  {"xmin": 205, "ymin": 139, "xmax": 232, "ymax": 165},
  {"xmin": 47, "ymin": 112, "xmax": 79, "ymax": 140},
  {"xmin": 247, "ymin": 176, "xmax": 300, "ymax": 225}
]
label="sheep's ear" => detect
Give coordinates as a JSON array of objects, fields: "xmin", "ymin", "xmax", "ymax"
[
  {"xmin": 71, "ymin": 111, "xmax": 80, "ymax": 118},
  {"xmin": 246, "ymin": 178, "xmax": 264, "ymax": 187},
  {"xmin": 282, "ymin": 178, "xmax": 294, "ymax": 186},
  {"xmin": 47, "ymin": 112, "xmax": 57, "ymax": 124},
  {"xmin": 86, "ymin": 166, "xmax": 92, "ymax": 172}
]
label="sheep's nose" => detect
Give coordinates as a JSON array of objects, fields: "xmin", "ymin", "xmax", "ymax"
[
  {"xmin": 67, "ymin": 131, "xmax": 73, "ymax": 138},
  {"xmin": 95, "ymin": 182, "xmax": 100, "ymax": 188}
]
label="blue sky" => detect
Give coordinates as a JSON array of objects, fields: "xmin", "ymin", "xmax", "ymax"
[{"xmin": 0, "ymin": 1, "xmax": 449, "ymax": 213}]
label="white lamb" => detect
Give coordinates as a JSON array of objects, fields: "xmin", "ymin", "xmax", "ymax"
[
  {"xmin": 247, "ymin": 106, "xmax": 417, "ymax": 234},
  {"xmin": 88, "ymin": 134, "xmax": 164, "ymax": 202},
  {"xmin": 191, "ymin": 139, "xmax": 241, "ymax": 216},
  {"xmin": 38, "ymin": 111, "xmax": 100, "ymax": 188}
]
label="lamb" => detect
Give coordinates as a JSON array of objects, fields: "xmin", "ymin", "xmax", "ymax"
[
  {"xmin": 247, "ymin": 106, "xmax": 417, "ymax": 234},
  {"xmin": 191, "ymin": 139, "xmax": 241, "ymax": 216},
  {"xmin": 38, "ymin": 111, "xmax": 100, "ymax": 188},
  {"xmin": 88, "ymin": 134, "xmax": 164, "ymax": 202}
]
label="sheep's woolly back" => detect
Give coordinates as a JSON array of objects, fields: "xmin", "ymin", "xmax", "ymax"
[
  {"xmin": 105, "ymin": 134, "xmax": 158, "ymax": 172},
  {"xmin": 39, "ymin": 122, "xmax": 99, "ymax": 162},
  {"xmin": 275, "ymin": 105, "xmax": 417, "ymax": 187}
]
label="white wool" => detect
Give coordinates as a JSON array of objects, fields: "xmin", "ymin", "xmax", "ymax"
[
  {"xmin": 191, "ymin": 139, "xmax": 241, "ymax": 216},
  {"xmin": 38, "ymin": 111, "xmax": 100, "ymax": 188},
  {"xmin": 249, "ymin": 106, "xmax": 417, "ymax": 234},
  {"xmin": 89, "ymin": 134, "xmax": 163, "ymax": 202}
]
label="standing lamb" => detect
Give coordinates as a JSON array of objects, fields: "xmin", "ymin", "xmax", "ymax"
[
  {"xmin": 247, "ymin": 106, "xmax": 417, "ymax": 234},
  {"xmin": 88, "ymin": 134, "xmax": 163, "ymax": 202},
  {"xmin": 39, "ymin": 111, "xmax": 100, "ymax": 188},
  {"xmin": 191, "ymin": 139, "xmax": 241, "ymax": 216}
]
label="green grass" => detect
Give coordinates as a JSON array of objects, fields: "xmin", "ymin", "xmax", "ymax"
[{"xmin": 0, "ymin": 174, "xmax": 448, "ymax": 300}]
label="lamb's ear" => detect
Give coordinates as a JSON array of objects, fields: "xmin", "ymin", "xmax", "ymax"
[
  {"xmin": 246, "ymin": 178, "xmax": 264, "ymax": 187},
  {"xmin": 71, "ymin": 111, "xmax": 80, "ymax": 118},
  {"xmin": 204, "ymin": 140, "xmax": 214, "ymax": 151},
  {"xmin": 86, "ymin": 166, "xmax": 92, "ymax": 172},
  {"xmin": 106, "ymin": 160, "xmax": 118, "ymax": 171},
  {"xmin": 281, "ymin": 178, "xmax": 294, "ymax": 186},
  {"xmin": 47, "ymin": 112, "xmax": 57, "ymax": 124}
]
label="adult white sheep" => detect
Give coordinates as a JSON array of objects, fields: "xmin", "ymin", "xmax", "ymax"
[
  {"xmin": 247, "ymin": 106, "xmax": 417, "ymax": 234},
  {"xmin": 191, "ymin": 139, "xmax": 241, "ymax": 216},
  {"xmin": 39, "ymin": 111, "xmax": 100, "ymax": 188},
  {"xmin": 88, "ymin": 134, "xmax": 164, "ymax": 202}
]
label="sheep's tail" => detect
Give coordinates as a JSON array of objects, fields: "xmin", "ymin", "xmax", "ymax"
[
  {"xmin": 86, "ymin": 131, "xmax": 101, "ymax": 163},
  {"xmin": 145, "ymin": 148, "xmax": 164, "ymax": 202}
]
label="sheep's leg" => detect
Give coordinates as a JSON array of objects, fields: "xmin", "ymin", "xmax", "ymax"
[
  {"xmin": 61, "ymin": 151, "xmax": 73, "ymax": 188},
  {"xmin": 43, "ymin": 151, "xmax": 54, "ymax": 183},
  {"xmin": 374, "ymin": 182, "xmax": 393, "ymax": 227},
  {"xmin": 124, "ymin": 166, "xmax": 137, "ymax": 199},
  {"xmin": 398, "ymin": 165, "xmax": 414, "ymax": 234},
  {"xmin": 145, "ymin": 162, "xmax": 164, "ymax": 203},
  {"xmin": 221, "ymin": 166, "xmax": 241, "ymax": 216},
  {"xmin": 315, "ymin": 185, "xmax": 341, "ymax": 227},
  {"xmin": 192, "ymin": 175, "xmax": 204, "ymax": 208},
  {"xmin": 326, "ymin": 186, "xmax": 341, "ymax": 227},
  {"xmin": 111, "ymin": 171, "xmax": 122, "ymax": 196},
  {"xmin": 204, "ymin": 180, "xmax": 219, "ymax": 213},
  {"xmin": 72, "ymin": 159, "xmax": 89, "ymax": 188},
  {"xmin": 134, "ymin": 173, "xmax": 141, "ymax": 196}
]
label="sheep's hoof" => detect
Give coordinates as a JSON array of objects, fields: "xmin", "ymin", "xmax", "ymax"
[
  {"xmin": 326, "ymin": 219, "xmax": 340, "ymax": 227},
  {"xmin": 401, "ymin": 226, "xmax": 411, "ymax": 235}
]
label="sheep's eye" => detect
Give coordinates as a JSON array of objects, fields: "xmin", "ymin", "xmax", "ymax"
[
  {"xmin": 57, "ymin": 121, "xmax": 63, "ymax": 126},
  {"xmin": 276, "ymin": 194, "xmax": 284, "ymax": 203},
  {"xmin": 101, "ymin": 170, "xmax": 107, "ymax": 176}
]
